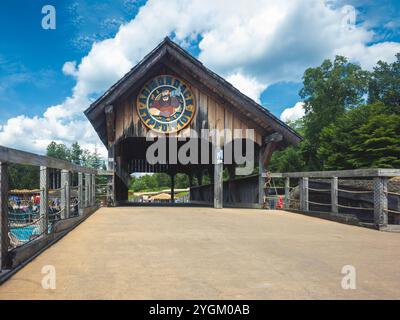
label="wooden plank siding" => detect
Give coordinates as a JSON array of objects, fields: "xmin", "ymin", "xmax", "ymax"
[{"xmin": 111, "ymin": 79, "xmax": 264, "ymax": 148}]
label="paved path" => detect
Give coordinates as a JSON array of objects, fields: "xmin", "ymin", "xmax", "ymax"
[{"xmin": 0, "ymin": 207, "xmax": 399, "ymax": 299}]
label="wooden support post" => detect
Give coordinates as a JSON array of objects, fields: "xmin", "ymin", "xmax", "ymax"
[
  {"xmin": 188, "ymin": 174, "xmax": 193, "ymax": 187},
  {"xmin": 331, "ymin": 177, "xmax": 338, "ymax": 214},
  {"xmin": 261, "ymin": 133, "xmax": 283, "ymax": 168},
  {"xmin": 85, "ymin": 173, "xmax": 91, "ymax": 207},
  {"xmin": 107, "ymin": 174, "xmax": 114, "ymax": 207},
  {"xmin": 214, "ymin": 145, "xmax": 223, "ymax": 209},
  {"xmin": 91, "ymin": 174, "xmax": 96, "ymax": 206},
  {"xmin": 105, "ymin": 105, "xmax": 115, "ymax": 147},
  {"xmin": 60, "ymin": 170, "xmax": 70, "ymax": 219},
  {"xmin": 208, "ymin": 167, "xmax": 214, "ymax": 184},
  {"xmin": 258, "ymin": 147, "xmax": 265, "ymax": 207},
  {"xmin": 0, "ymin": 162, "xmax": 10, "ymax": 270},
  {"xmin": 284, "ymin": 177, "xmax": 290, "ymax": 209},
  {"xmin": 188, "ymin": 174, "xmax": 193, "ymax": 201},
  {"xmin": 373, "ymin": 177, "xmax": 388, "ymax": 229},
  {"xmin": 170, "ymin": 173, "xmax": 175, "ymax": 203},
  {"xmin": 78, "ymin": 172, "xmax": 84, "ymax": 215},
  {"xmin": 300, "ymin": 177, "xmax": 309, "ymax": 212},
  {"xmin": 55, "ymin": 170, "xmax": 59, "ymax": 189},
  {"xmin": 39, "ymin": 166, "xmax": 48, "ymax": 235},
  {"xmin": 196, "ymin": 171, "xmax": 203, "ymax": 186},
  {"xmin": 50, "ymin": 169, "xmax": 54, "ymax": 189},
  {"xmin": 108, "ymin": 146, "xmax": 115, "ymax": 206}
]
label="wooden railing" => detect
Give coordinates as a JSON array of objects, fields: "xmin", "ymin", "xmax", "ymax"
[
  {"xmin": 265, "ymin": 169, "xmax": 400, "ymax": 231},
  {"xmin": 0, "ymin": 145, "xmax": 98, "ymax": 274}
]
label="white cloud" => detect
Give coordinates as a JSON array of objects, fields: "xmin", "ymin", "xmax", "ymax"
[
  {"xmin": 1, "ymin": 0, "xmax": 399, "ymax": 157},
  {"xmin": 62, "ymin": 61, "xmax": 78, "ymax": 77},
  {"xmin": 337, "ymin": 41, "xmax": 400, "ymax": 70},
  {"xmin": 226, "ymin": 73, "xmax": 266, "ymax": 103},
  {"xmin": 280, "ymin": 102, "xmax": 305, "ymax": 122}
]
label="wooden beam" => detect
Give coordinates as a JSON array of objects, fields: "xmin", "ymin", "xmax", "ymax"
[
  {"xmin": 264, "ymin": 132, "xmax": 283, "ymax": 144},
  {"xmin": 260, "ymin": 133, "xmax": 283, "ymax": 169},
  {"xmin": 0, "ymin": 146, "xmax": 96, "ymax": 174}
]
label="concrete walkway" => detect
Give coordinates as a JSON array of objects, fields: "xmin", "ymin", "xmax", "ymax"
[{"xmin": 0, "ymin": 207, "xmax": 399, "ymax": 299}]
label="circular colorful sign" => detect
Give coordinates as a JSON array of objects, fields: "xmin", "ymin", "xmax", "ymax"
[{"xmin": 136, "ymin": 75, "xmax": 196, "ymax": 133}]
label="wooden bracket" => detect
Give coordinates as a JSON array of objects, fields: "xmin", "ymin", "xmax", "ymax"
[
  {"xmin": 105, "ymin": 105, "xmax": 115, "ymax": 147},
  {"xmin": 261, "ymin": 133, "xmax": 283, "ymax": 168}
]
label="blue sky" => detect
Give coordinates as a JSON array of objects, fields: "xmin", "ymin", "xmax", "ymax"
[
  {"xmin": 0, "ymin": 0, "xmax": 145, "ymax": 121},
  {"xmin": 0, "ymin": 0, "xmax": 399, "ymax": 155}
]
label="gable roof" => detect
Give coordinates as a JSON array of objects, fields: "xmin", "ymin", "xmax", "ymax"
[{"xmin": 84, "ymin": 37, "xmax": 302, "ymax": 147}]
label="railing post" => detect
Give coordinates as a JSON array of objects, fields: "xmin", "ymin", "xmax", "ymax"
[
  {"xmin": 0, "ymin": 162, "xmax": 10, "ymax": 271},
  {"xmin": 107, "ymin": 174, "xmax": 114, "ymax": 207},
  {"xmin": 300, "ymin": 177, "xmax": 309, "ymax": 211},
  {"xmin": 91, "ymin": 174, "xmax": 96, "ymax": 206},
  {"xmin": 170, "ymin": 173, "xmax": 175, "ymax": 204},
  {"xmin": 258, "ymin": 147, "xmax": 265, "ymax": 207},
  {"xmin": 78, "ymin": 172, "xmax": 84, "ymax": 215},
  {"xmin": 331, "ymin": 177, "xmax": 338, "ymax": 214},
  {"xmin": 214, "ymin": 147, "xmax": 223, "ymax": 209},
  {"xmin": 39, "ymin": 166, "xmax": 49, "ymax": 235},
  {"xmin": 284, "ymin": 177, "xmax": 290, "ymax": 209},
  {"xmin": 85, "ymin": 173, "xmax": 91, "ymax": 207},
  {"xmin": 373, "ymin": 177, "xmax": 388, "ymax": 229},
  {"xmin": 61, "ymin": 170, "xmax": 70, "ymax": 219}
]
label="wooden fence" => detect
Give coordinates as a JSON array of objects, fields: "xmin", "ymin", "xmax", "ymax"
[
  {"xmin": 0, "ymin": 145, "xmax": 98, "ymax": 277},
  {"xmin": 266, "ymin": 169, "xmax": 400, "ymax": 231}
]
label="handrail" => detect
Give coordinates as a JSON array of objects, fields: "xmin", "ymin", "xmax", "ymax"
[
  {"xmin": 266, "ymin": 168, "xmax": 400, "ymax": 178},
  {"xmin": 265, "ymin": 170, "xmax": 400, "ymax": 230},
  {"xmin": 0, "ymin": 145, "xmax": 97, "ymax": 174}
]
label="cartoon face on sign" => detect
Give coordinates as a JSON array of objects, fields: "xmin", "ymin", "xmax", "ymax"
[
  {"xmin": 137, "ymin": 75, "xmax": 196, "ymax": 133},
  {"xmin": 149, "ymin": 88, "xmax": 182, "ymax": 117}
]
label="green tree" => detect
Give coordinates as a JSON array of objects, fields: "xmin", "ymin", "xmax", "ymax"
[
  {"xmin": 8, "ymin": 164, "xmax": 39, "ymax": 190},
  {"xmin": 368, "ymin": 53, "xmax": 400, "ymax": 112},
  {"xmin": 70, "ymin": 142, "xmax": 83, "ymax": 165},
  {"xmin": 46, "ymin": 141, "xmax": 70, "ymax": 161},
  {"xmin": 300, "ymin": 56, "xmax": 369, "ymax": 169},
  {"xmin": 318, "ymin": 103, "xmax": 400, "ymax": 169},
  {"xmin": 269, "ymin": 119, "xmax": 307, "ymax": 172},
  {"xmin": 175, "ymin": 173, "xmax": 189, "ymax": 188}
]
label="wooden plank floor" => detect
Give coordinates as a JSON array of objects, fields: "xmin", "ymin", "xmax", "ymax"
[{"xmin": 0, "ymin": 207, "xmax": 399, "ymax": 299}]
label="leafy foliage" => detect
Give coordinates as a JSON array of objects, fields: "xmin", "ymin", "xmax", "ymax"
[
  {"xmin": 46, "ymin": 141, "xmax": 105, "ymax": 169},
  {"xmin": 130, "ymin": 173, "xmax": 189, "ymax": 192},
  {"xmin": 270, "ymin": 53, "xmax": 400, "ymax": 172}
]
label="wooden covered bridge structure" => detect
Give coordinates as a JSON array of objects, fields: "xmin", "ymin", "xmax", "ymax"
[{"xmin": 84, "ymin": 37, "xmax": 301, "ymax": 208}]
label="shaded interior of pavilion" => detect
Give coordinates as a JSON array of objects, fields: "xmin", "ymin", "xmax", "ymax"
[{"xmin": 111, "ymin": 136, "xmax": 263, "ymax": 207}]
